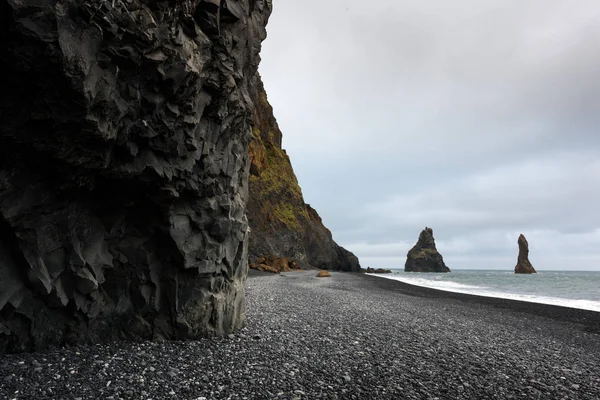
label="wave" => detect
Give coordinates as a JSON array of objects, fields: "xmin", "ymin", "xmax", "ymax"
[
  {"xmin": 384, "ymin": 276, "xmax": 487, "ymax": 291},
  {"xmin": 367, "ymin": 273, "xmax": 600, "ymax": 312}
]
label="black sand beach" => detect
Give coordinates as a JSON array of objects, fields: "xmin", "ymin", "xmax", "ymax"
[{"xmin": 2, "ymin": 271, "xmax": 600, "ymax": 399}]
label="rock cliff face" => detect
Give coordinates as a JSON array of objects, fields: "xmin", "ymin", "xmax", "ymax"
[
  {"xmin": 514, "ymin": 234, "xmax": 536, "ymax": 274},
  {"xmin": 246, "ymin": 78, "xmax": 360, "ymax": 272},
  {"xmin": 0, "ymin": 0, "xmax": 271, "ymax": 353},
  {"xmin": 405, "ymin": 227, "xmax": 450, "ymax": 273}
]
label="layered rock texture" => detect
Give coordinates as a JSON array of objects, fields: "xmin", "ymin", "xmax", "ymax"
[
  {"xmin": 246, "ymin": 78, "xmax": 360, "ymax": 272},
  {"xmin": 405, "ymin": 227, "xmax": 450, "ymax": 273},
  {"xmin": 514, "ymin": 234, "xmax": 536, "ymax": 274},
  {"xmin": 0, "ymin": 0, "xmax": 271, "ymax": 353}
]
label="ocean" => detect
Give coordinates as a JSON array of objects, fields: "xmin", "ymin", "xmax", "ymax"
[{"xmin": 368, "ymin": 269, "xmax": 600, "ymax": 312}]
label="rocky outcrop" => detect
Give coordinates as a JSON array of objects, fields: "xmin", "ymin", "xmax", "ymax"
[
  {"xmin": 246, "ymin": 78, "xmax": 360, "ymax": 272},
  {"xmin": 0, "ymin": 0, "xmax": 271, "ymax": 354},
  {"xmin": 249, "ymin": 255, "xmax": 300, "ymax": 274},
  {"xmin": 365, "ymin": 267, "xmax": 392, "ymax": 274},
  {"xmin": 316, "ymin": 270, "xmax": 331, "ymax": 278},
  {"xmin": 405, "ymin": 227, "xmax": 450, "ymax": 273},
  {"xmin": 514, "ymin": 234, "xmax": 536, "ymax": 274}
]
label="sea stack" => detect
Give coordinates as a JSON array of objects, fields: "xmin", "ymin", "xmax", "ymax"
[
  {"xmin": 405, "ymin": 227, "xmax": 450, "ymax": 273},
  {"xmin": 514, "ymin": 234, "xmax": 536, "ymax": 274}
]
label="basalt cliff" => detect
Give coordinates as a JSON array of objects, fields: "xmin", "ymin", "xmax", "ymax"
[
  {"xmin": 0, "ymin": 0, "xmax": 272, "ymax": 353},
  {"xmin": 246, "ymin": 78, "xmax": 360, "ymax": 272}
]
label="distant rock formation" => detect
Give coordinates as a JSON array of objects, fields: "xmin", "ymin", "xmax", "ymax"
[
  {"xmin": 249, "ymin": 256, "xmax": 300, "ymax": 274},
  {"xmin": 365, "ymin": 267, "xmax": 392, "ymax": 274},
  {"xmin": 405, "ymin": 227, "xmax": 450, "ymax": 273},
  {"xmin": 246, "ymin": 77, "xmax": 360, "ymax": 272},
  {"xmin": 514, "ymin": 234, "xmax": 536, "ymax": 274}
]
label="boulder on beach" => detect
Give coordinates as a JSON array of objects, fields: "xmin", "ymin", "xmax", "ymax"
[
  {"xmin": 405, "ymin": 227, "xmax": 450, "ymax": 273},
  {"xmin": 249, "ymin": 256, "xmax": 301, "ymax": 274},
  {"xmin": 514, "ymin": 234, "xmax": 536, "ymax": 274},
  {"xmin": 316, "ymin": 270, "xmax": 331, "ymax": 278},
  {"xmin": 365, "ymin": 267, "xmax": 392, "ymax": 274}
]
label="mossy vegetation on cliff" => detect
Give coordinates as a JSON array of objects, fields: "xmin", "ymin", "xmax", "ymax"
[
  {"xmin": 246, "ymin": 75, "xmax": 360, "ymax": 271},
  {"xmin": 248, "ymin": 86, "xmax": 310, "ymax": 232},
  {"xmin": 408, "ymin": 247, "xmax": 440, "ymax": 259},
  {"xmin": 249, "ymin": 150, "xmax": 309, "ymax": 231},
  {"xmin": 247, "ymin": 73, "xmax": 360, "ymax": 271}
]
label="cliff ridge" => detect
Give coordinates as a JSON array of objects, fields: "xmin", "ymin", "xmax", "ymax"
[{"xmin": 246, "ymin": 78, "xmax": 360, "ymax": 272}]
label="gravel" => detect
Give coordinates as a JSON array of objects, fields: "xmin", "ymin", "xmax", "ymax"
[{"xmin": 1, "ymin": 270, "xmax": 600, "ymax": 399}]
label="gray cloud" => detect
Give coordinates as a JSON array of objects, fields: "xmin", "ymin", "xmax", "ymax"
[{"xmin": 258, "ymin": 0, "xmax": 600, "ymax": 270}]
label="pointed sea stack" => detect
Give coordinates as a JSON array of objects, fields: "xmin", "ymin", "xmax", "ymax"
[
  {"xmin": 405, "ymin": 227, "xmax": 450, "ymax": 273},
  {"xmin": 514, "ymin": 234, "xmax": 536, "ymax": 274}
]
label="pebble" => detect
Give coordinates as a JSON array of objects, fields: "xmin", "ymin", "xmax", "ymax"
[{"xmin": 0, "ymin": 271, "xmax": 599, "ymax": 399}]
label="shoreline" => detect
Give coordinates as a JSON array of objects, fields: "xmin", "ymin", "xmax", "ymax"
[
  {"xmin": 2, "ymin": 270, "xmax": 600, "ymax": 399},
  {"xmin": 360, "ymin": 272, "xmax": 600, "ymax": 333}
]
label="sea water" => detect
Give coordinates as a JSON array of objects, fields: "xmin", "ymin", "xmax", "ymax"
[{"xmin": 369, "ymin": 270, "xmax": 600, "ymax": 312}]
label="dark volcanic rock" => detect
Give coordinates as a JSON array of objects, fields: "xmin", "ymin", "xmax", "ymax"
[
  {"xmin": 0, "ymin": 0, "xmax": 271, "ymax": 354},
  {"xmin": 249, "ymin": 255, "xmax": 300, "ymax": 274},
  {"xmin": 514, "ymin": 234, "xmax": 536, "ymax": 274},
  {"xmin": 365, "ymin": 267, "xmax": 392, "ymax": 274},
  {"xmin": 405, "ymin": 227, "xmax": 450, "ymax": 273},
  {"xmin": 246, "ymin": 78, "xmax": 360, "ymax": 272}
]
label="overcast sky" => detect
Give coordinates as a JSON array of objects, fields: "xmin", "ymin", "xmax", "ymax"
[{"xmin": 258, "ymin": 0, "xmax": 600, "ymax": 271}]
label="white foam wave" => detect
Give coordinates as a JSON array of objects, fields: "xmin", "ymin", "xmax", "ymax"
[
  {"xmin": 386, "ymin": 276, "xmax": 487, "ymax": 291},
  {"xmin": 367, "ymin": 273, "xmax": 600, "ymax": 312}
]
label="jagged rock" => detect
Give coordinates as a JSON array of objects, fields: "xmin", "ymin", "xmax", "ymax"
[
  {"xmin": 0, "ymin": 0, "xmax": 271, "ymax": 354},
  {"xmin": 405, "ymin": 227, "xmax": 450, "ymax": 273},
  {"xmin": 365, "ymin": 267, "xmax": 392, "ymax": 274},
  {"xmin": 316, "ymin": 270, "xmax": 331, "ymax": 278},
  {"xmin": 514, "ymin": 234, "xmax": 536, "ymax": 274},
  {"xmin": 251, "ymin": 263, "xmax": 278, "ymax": 274},
  {"xmin": 249, "ymin": 255, "xmax": 300, "ymax": 274},
  {"xmin": 247, "ymin": 78, "xmax": 360, "ymax": 272}
]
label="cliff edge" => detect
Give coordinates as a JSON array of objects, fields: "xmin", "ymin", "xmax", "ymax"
[{"xmin": 246, "ymin": 77, "xmax": 360, "ymax": 272}]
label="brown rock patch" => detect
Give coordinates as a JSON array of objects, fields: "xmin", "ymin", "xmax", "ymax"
[{"xmin": 249, "ymin": 255, "xmax": 301, "ymax": 274}]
